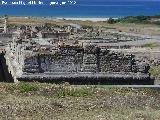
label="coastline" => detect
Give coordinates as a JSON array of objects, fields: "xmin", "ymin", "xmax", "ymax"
[
  {"xmin": 9, "ymin": 16, "xmax": 117, "ymax": 22},
  {"xmin": 55, "ymin": 17, "xmax": 118, "ymax": 22}
]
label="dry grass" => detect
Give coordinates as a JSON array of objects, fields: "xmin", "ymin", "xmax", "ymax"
[{"xmin": 0, "ymin": 82, "xmax": 159, "ymax": 119}]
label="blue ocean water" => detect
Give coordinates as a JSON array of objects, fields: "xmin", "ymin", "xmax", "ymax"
[{"xmin": 0, "ymin": 1, "xmax": 160, "ymax": 17}]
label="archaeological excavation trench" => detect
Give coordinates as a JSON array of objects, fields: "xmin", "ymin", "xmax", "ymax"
[
  {"xmin": 1, "ymin": 43, "xmax": 155, "ymax": 85},
  {"xmin": 0, "ymin": 41, "xmax": 155, "ymax": 85},
  {"xmin": 0, "ymin": 51, "xmax": 155, "ymax": 85}
]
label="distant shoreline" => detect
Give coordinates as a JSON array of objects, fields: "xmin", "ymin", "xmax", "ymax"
[
  {"xmin": 43, "ymin": 17, "xmax": 120, "ymax": 22},
  {"xmin": 55, "ymin": 17, "xmax": 113, "ymax": 21},
  {"xmin": 4, "ymin": 15, "xmax": 160, "ymax": 22},
  {"xmin": 5, "ymin": 16, "xmax": 119, "ymax": 22}
]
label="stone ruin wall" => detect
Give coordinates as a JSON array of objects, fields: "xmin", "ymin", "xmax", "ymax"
[{"xmin": 23, "ymin": 45, "xmax": 150, "ymax": 74}]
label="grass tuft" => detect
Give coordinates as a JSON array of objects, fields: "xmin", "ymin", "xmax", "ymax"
[
  {"xmin": 142, "ymin": 43, "xmax": 157, "ymax": 48},
  {"xmin": 149, "ymin": 65, "xmax": 160, "ymax": 77},
  {"xmin": 18, "ymin": 82, "xmax": 39, "ymax": 93},
  {"xmin": 56, "ymin": 86, "xmax": 91, "ymax": 97},
  {"xmin": 7, "ymin": 82, "xmax": 39, "ymax": 93}
]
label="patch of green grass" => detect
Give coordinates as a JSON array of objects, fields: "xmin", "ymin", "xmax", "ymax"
[
  {"xmin": 149, "ymin": 65, "xmax": 160, "ymax": 77},
  {"xmin": 142, "ymin": 43, "xmax": 156, "ymax": 48},
  {"xmin": 7, "ymin": 84, "xmax": 17, "ymax": 91},
  {"xmin": 149, "ymin": 66, "xmax": 160, "ymax": 84},
  {"xmin": 19, "ymin": 82, "xmax": 39, "ymax": 93},
  {"xmin": 7, "ymin": 82, "xmax": 40, "ymax": 93},
  {"xmin": 57, "ymin": 86, "xmax": 91, "ymax": 97}
]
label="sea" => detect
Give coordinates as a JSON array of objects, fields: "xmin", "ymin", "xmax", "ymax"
[{"xmin": 0, "ymin": 0, "xmax": 160, "ymax": 17}]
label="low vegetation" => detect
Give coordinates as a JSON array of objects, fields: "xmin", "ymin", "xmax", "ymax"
[
  {"xmin": 142, "ymin": 43, "xmax": 157, "ymax": 48},
  {"xmin": 149, "ymin": 65, "xmax": 160, "ymax": 77},
  {"xmin": 56, "ymin": 86, "xmax": 91, "ymax": 97},
  {"xmin": 0, "ymin": 82, "xmax": 159, "ymax": 119},
  {"xmin": 118, "ymin": 16, "xmax": 151, "ymax": 24},
  {"xmin": 106, "ymin": 16, "xmax": 151, "ymax": 24},
  {"xmin": 107, "ymin": 15, "xmax": 160, "ymax": 25},
  {"xmin": 8, "ymin": 82, "xmax": 40, "ymax": 93},
  {"xmin": 149, "ymin": 65, "xmax": 160, "ymax": 84}
]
